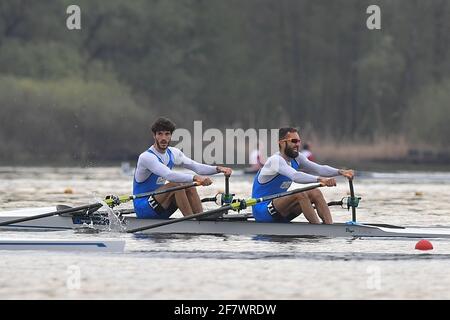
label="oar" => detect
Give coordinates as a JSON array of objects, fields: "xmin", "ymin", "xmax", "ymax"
[
  {"xmin": 0, "ymin": 203, "xmax": 104, "ymax": 227},
  {"xmin": 127, "ymin": 182, "xmax": 322, "ymax": 233},
  {"xmin": 347, "ymin": 179, "xmax": 360, "ymax": 222},
  {"xmin": 104, "ymin": 182, "xmax": 198, "ymax": 207},
  {"xmin": 222, "ymin": 175, "xmax": 233, "ymax": 204},
  {"xmin": 0, "ymin": 182, "xmax": 198, "ymax": 227}
]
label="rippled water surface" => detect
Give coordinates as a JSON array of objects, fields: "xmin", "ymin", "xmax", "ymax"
[{"xmin": 1, "ymin": 167, "xmax": 450, "ymax": 299}]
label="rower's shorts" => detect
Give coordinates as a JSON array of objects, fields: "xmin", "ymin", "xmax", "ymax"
[
  {"xmin": 133, "ymin": 196, "xmax": 178, "ymax": 219},
  {"xmin": 252, "ymin": 201, "xmax": 297, "ymax": 222}
]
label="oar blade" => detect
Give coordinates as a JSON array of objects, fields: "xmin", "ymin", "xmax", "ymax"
[{"xmin": 0, "ymin": 203, "xmax": 103, "ymax": 227}]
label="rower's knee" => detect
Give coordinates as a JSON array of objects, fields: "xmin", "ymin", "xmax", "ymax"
[
  {"xmin": 294, "ymin": 192, "xmax": 309, "ymax": 201},
  {"xmin": 165, "ymin": 182, "xmax": 181, "ymax": 188},
  {"xmin": 185, "ymin": 187, "xmax": 198, "ymax": 195},
  {"xmin": 308, "ymin": 189, "xmax": 324, "ymax": 201},
  {"xmin": 173, "ymin": 189, "xmax": 187, "ymax": 196}
]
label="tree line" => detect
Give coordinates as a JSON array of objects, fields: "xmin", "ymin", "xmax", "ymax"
[{"xmin": 0, "ymin": 0, "xmax": 449, "ymax": 164}]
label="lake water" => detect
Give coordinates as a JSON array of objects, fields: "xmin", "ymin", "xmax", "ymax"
[{"xmin": 1, "ymin": 167, "xmax": 450, "ymax": 299}]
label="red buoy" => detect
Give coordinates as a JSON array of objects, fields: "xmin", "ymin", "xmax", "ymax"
[{"xmin": 415, "ymin": 239, "xmax": 433, "ymax": 251}]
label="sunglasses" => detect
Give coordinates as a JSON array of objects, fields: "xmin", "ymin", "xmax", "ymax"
[{"xmin": 280, "ymin": 138, "xmax": 301, "ymax": 144}]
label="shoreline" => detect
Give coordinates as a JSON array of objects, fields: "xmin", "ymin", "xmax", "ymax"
[
  {"xmin": 1, "ymin": 161, "xmax": 450, "ymax": 173},
  {"xmin": 1, "ymin": 140, "xmax": 450, "ymax": 172}
]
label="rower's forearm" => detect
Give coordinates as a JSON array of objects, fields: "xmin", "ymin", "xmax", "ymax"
[
  {"xmin": 183, "ymin": 162, "xmax": 218, "ymax": 175},
  {"xmin": 292, "ymin": 172, "xmax": 320, "ymax": 184},
  {"xmin": 163, "ymin": 172, "xmax": 195, "ymax": 183},
  {"xmin": 303, "ymin": 163, "xmax": 339, "ymax": 177},
  {"xmin": 316, "ymin": 165, "xmax": 340, "ymax": 177},
  {"xmin": 297, "ymin": 153, "xmax": 339, "ymax": 177}
]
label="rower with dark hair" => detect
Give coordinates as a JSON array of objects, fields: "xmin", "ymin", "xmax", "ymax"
[
  {"xmin": 133, "ymin": 117, "xmax": 232, "ymax": 219},
  {"xmin": 251, "ymin": 127, "xmax": 354, "ymax": 224}
]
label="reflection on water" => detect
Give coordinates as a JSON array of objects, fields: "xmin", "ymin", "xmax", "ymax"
[
  {"xmin": 251, "ymin": 235, "xmax": 328, "ymax": 243},
  {"xmin": 73, "ymin": 226, "xmax": 102, "ymax": 234},
  {"xmin": 127, "ymin": 249, "xmax": 450, "ymax": 261},
  {"xmin": 132, "ymin": 233, "xmax": 229, "ymax": 242},
  {"xmin": 1, "ymin": 167, "xmax": 450, "ymax": 299}
]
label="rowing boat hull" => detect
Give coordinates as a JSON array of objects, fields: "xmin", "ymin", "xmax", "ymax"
[
  {"xmin": 0, "ymin": 238, "xmax": 125, "ymax": 252},
  {"xmin": 1, "ymin": 207, "xmax": 450, "ymax": 239},
  {"xmin": 123, "ymin": 219, "xmax": 450, "ymax": 239}
]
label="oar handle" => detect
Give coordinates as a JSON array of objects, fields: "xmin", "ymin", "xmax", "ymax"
[
  {"xmin": 104, "ymin": 182, "xmax": 199, "ymax": 207},
  {"xmin": 327, "ymin": 200, "xmax": 343, "ymax": 207}
]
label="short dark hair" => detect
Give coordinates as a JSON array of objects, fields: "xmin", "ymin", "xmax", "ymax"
[
  {"xmin": 279, "ymin": 127, "xmax": 298, "ymax": 140},
  {"xmin": 151, "ymin": 117, "xmax": 176, "ymax": 134}
]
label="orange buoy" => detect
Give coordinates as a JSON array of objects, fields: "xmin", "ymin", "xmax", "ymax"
[
  {"xmin": 415, "ymin": 239, "xmax": 433, "ymax": 251},
  {"xmin": 64, "ymin": 188, "xmax": 74, "ymax": 194}
]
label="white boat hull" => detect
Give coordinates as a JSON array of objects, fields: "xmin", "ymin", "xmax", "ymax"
[
  {"xmin": 0, "ymin": 238, "xmax": 125, "ymax": 252},
  {"xmin": 123, "ymin": 219, "xmax": 450, "ymax": 239},
  {"xmin": 1, "ymin": 206, "xmax": 450, "ymax": 239}
]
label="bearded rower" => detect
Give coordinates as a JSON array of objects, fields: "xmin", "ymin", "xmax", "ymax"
[
  {"xmin": 252, "ymin": 127, "xmax": 354, "ymax": 224},
  {"xmin": 133, "ymin": 117, "xmax": 232, "ymax": 219}
]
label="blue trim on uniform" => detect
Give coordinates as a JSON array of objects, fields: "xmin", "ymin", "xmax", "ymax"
[
  {"xmin": 133, "ymin": 148, "xmax": 175, "ymax": 219},
  {"xmin": 252, "ymin": 158, "xmax": 300, "ymax": 222},
  {"xmin": 256, "ymin": 173, "xmax": 280, "ymax": 185}
]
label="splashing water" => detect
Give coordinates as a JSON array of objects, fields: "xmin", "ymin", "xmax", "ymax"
[
  {"xmin": 84, "ymin": 190, "xmax": 128, "ymax": 232},
  {"xmin": 100, "ymin": 201, "xmax": 127, "ymax": 233}
]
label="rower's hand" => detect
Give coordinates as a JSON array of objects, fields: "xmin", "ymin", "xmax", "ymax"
[
  {"xmin": 338, "ymin": 169, "xmax": 355, "ymax": 180},
  {"xmin": 193, "ymin": 175, "xmax": 213, "ymax": 186},
  {"xmin": 216, "ymin": 166, "xmax": 232, "ymax": 177},
  {"xmin": 318, "ymin": 177, "xmax": 337, "ymax": 187}
]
